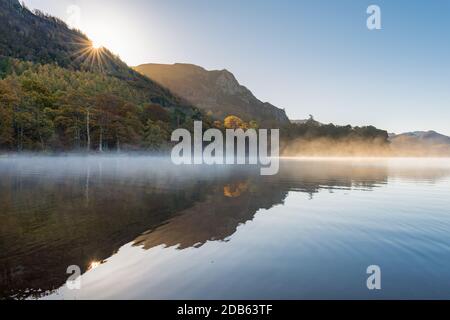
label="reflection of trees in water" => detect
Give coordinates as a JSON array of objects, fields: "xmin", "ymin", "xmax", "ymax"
[
  {"xmin": 223, "ymin": 181, "xmax": 250, "ymax": 198},
  {"xmin": 1, "ymin": 159, "xmax": 450, "ymax": 299},
  {"xmin": 272, "ymin": 161, "xmax": 391, "ymax": 197}
]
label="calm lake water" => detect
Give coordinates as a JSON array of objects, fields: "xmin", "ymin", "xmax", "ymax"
[{"xmin": 1, "ymin": 156, "xmax": 450, "ymax": 300}]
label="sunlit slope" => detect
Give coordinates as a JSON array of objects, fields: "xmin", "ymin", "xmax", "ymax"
[{"xmin": 135, "ymin": 63, "xmax": 290, "ymax": 127}]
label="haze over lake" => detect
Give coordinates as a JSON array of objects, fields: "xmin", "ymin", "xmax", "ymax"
[{"xmin": 1, "ymin": 156, "xmax": 450, "ymax": 299}]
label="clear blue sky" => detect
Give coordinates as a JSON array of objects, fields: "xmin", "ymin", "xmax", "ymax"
[{"xmin": 23, "ymin": 0, "xmax": 450, "ymax": 135}]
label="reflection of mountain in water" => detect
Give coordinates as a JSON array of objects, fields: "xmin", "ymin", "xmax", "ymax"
[
  {"xmin": 134, "ymin": 180, "xmax": 287, "ymax": 250},
  {"xmin": 1, "ymin": 158, "xmax": 450, "ymax": 299},
  {"xmin": 132, "ymin": 159, "xmax": 450, "ymax": 251}
]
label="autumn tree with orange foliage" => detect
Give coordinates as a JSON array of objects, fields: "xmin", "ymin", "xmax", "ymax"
[{"xmin": 224, "ymin": 115, "xmax": 248, "ymax": 130}]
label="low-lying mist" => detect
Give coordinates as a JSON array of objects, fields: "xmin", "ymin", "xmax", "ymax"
[{"xmin": 280, "ymin": 137, "xmax": 450, "ymax": 157}]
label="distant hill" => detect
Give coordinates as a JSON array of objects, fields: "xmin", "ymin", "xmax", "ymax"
[
  {"xmin": 389, "ymin": 131, "xmax": 450, "ymax": 156},
  {"xmin": 393, "ymin": 131, "xmax": 450, "ymax": 144},
  {"xmin": 135, "ymin": 63, "xmax": 290, "ymax": 127}
]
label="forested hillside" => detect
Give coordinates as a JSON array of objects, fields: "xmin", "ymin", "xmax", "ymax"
[
  {"xmin": 0, "ymin": 0, "xmax": 173, "ymax": 96},
  {"xmin": 0, "ymin": 59, "xmax": 209, "ymax": 151},
  {"xmin": 0, "ymin": 0, "xmax": 207, "ymax": 152}
]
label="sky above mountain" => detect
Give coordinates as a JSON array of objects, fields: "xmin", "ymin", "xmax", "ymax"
[{"xmin": 22, "ymin": 0, "xmax": 450, "ymax": 135}]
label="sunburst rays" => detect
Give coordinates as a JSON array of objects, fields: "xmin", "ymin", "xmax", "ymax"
[{"xmin": 66, "ymin": 34, "xmax": 109, "ymax": 72}]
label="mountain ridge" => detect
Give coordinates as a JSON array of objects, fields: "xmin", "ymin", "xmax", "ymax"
[
  {"xmin": 135, "ymin": 63, "xmax": 290, "ymax": 127},
  {"xmin": 389, "ymin": 130, "xmax": 450, "ymax": 156}
]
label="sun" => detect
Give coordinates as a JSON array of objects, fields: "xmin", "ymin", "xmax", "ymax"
[
  {"xmin": 88, "ymin": 260, "xmax": 102, "ymax": 270},
  {"xmin": 69, "ymin": 35, "xmax": 109, "ymax": 71},
  {"xmin": 91, "ymin": 39, "xmax": 103, "ymax": 49}
]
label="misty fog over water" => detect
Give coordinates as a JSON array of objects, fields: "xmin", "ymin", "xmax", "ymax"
[{"xmin": 1, "ymin": 156, "xmax": 450, "ymax": 299}]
